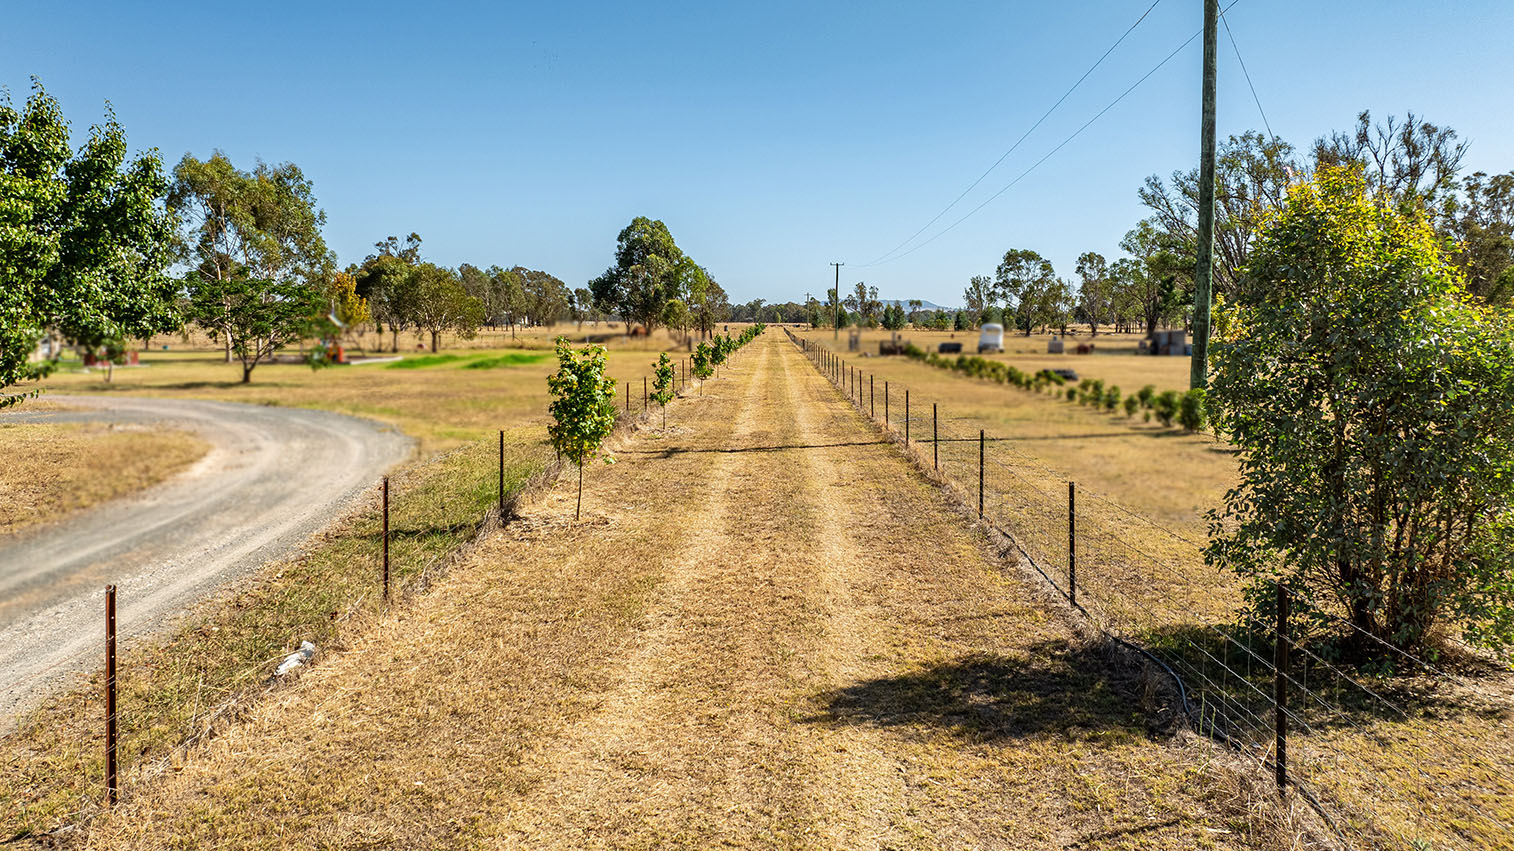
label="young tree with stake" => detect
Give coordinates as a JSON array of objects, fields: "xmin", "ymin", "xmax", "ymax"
[
  {"xmin": 547, "ymin": 337, "xmax": 618, "ymax": 520},
  {"xmin": 651, "ymin": 352, "xmax": 675, "ymax": 429},
  {"xmin": 691, "ymin": 341, "xmax": 713, "ymax": 394}
]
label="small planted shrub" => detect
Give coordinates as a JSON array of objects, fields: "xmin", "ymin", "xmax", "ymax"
[
  {"xmin": 1153, "ymin": 390, "xmax": 1181, "ymax": 427},
  {"xmin": 1179, "ymin": 387, "xmax": 1206, "ymax": 432},
  {"xmin": 1123, "ymin": 395, "xmax": 1139, "ymax": 417},
  {"xmin": 1103, "ymin": 385, "xmax": 1121, "ymax": 412}
]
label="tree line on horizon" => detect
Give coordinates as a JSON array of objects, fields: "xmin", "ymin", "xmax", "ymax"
[{"xmin": 952, "ymin": 110, "xmax": 1514, "ymax": 339}]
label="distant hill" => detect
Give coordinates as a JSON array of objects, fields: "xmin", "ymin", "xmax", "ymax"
[{"xmin": 879, "ymin": 298, "xmax": 958, "ymax": 312}]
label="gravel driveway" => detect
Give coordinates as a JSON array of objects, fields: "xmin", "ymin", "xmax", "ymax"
[{"xmin": 0, "ymin": 396, "xmax": 412, "ymax": 723}]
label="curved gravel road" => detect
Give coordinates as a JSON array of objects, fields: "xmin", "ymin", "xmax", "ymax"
[{"xmin": 0, "ymin": 395, "xmax": 412, "ymax": 724}]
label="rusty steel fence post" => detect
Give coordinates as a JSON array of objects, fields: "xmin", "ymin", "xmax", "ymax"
[
  {"xmin": 905, "ymin": 390, "xmax": 910, "ymax": 444},
  {"xmin": 1068, "ymin": 481, "xmax": 1077, "ymax": 607},
  {"xmin": 933, "ymin": 403, "xmax": 938, "ymax": 469},
  {"xmin": 643, "ymin": 376, "xmax": 648, "ymax": 412},
  {"xmin": 498, "ymin": 430, "xmax": 505, "ymax": 521},
  {"xmin": 885, "ymin": 381, "xmax": 889, "ymax": 428},
  {"xmin": 870, "ymin": 375, "xmax": 875, "ymax": 419},
  {"xmin": 1275, "ymin": 582, "xmax": 1290, "ymax": 797},
  {"xmin": 104, "ymin": 584, "xmax": 117, "ymax": 806},
  {"xmin": 978, "ymin": 430, "xmax": 985, "ymax": 518},
  {"xmin": 384, "ymin": 472, "xmax": 390, "ymax": 599}
]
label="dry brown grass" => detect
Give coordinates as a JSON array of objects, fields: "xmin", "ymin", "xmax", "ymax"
[
  {"xmin": 0, "ymin": 422, "xmax": 208, "ymax": 540},
  {"xmin": 41, "ymin": 325, "xmax": 690, "ymax": 455},
  {"xmin": 791, "ymin": 328, "xmax": 1514, "ymax": 849},
  {"xmin": 75, "ymin": 336, "xmax": 1293, "ymax": 850}
]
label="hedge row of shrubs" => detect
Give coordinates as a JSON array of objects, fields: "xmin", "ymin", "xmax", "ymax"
[{"xmin": 901, "ymin": 342, "xmax": 1207, "ymax": 432}]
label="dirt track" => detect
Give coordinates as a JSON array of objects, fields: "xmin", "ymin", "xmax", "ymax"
[
  {"xmin": 84, "ymin": 336, "xmax": 1274, "ymax": 850},
  {"xmin": 0, "ymin": 396, "xmax": 411, "ymax": 724}
]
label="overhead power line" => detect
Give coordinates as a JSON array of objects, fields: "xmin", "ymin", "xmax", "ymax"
[
  {"xmin": 871, "ymin": 0, "xmax": 1244, "ymax": 267},
  {"xmin": 1222, "ymin": 11, "xmax": 1273, "ymax": 140},
  {"xmin": 859, "ymin": 0, "xmax": 1167, "ymax": 268}
]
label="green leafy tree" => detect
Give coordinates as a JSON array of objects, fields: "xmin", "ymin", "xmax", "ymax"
[
  {"xmin": 880, "ymin": 302, "xmax": 907, "ymax": 330},
  {"xmin": 547, "ymin": 337, "xmax": 618, "ymax": 520},
  {"xmin": 1123, "ymin": 395, "xmax": 1139, "ymax": 417},
  {"xmin": 994, "ymin": 248, "xmax": 1055, "ymax": 335},
  {"xmin": 186, "ymin": 274, "xmax": 327, "ymax": 382},
  {"xmin": 2, "ymin": 82, "xmax": 180, "ymax": 407},
  {"xmin": 1075, "ymin": 252, "xmax": 1114, "ymax": 335},
  {"xmin": 691, "ymin": 341, "xmax": 713, "ymax": 394},
  {"xmin": 171, "ymin": 152, "xmax": 334, "ymax": 362},
  {"xmin": 396, "ymin": 263, "xmax": 484, "ymax": 352},
  {"xmin": 952, "ymin": 310, "xmax": 969, "ymax": 331},
  {"xmin": 589, "ymin": 216, "xmax": 683, "ymax": 332},
  {"xmin": 651, "ymin": 352, "xmax": 675, "ymax": 428},
  {"xmin": 1206, "ymin": 166, "xmax": 1514, "ymax": 656}
]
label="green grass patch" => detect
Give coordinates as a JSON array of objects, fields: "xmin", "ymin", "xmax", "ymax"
[
  {"xmin": 386, "ymin": 353, "xmax": 471, "ymax": 369},
  {"xmin": 462, "ymin": 352, "xmax": 551, "ymax": 369}
]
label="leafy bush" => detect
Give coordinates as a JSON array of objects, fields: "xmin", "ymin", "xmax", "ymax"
[
  {"xmin": 547, "ymin": 338, "xmax": 618, "ymax": 519},
  {"xmin": 1206, "ymin": 166, "xmax": 1514, "ymax": 655},
  {"xmin": 1103, "ymin": 385, "xmax": 1121, "ymax": 413},
  {"xmin": 1178, "ymin": 388, "xmax": 1205, "ymax": 432},
  {"xmin": 1152, "ymin": 390, "xmax": 1180, "ymax": 427},
  {"xmin": 1123, "ymin": 395, "xmax": 1139, "ymax": 417},
  {"xmin": 1137, "ymin": 385, "xmax": 1157, "ymax": 408}
]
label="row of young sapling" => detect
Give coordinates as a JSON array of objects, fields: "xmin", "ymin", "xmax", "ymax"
[
  {"xmin": 546, "ymin": 324, "xmax": 766, "ymax": 518},
  {"xmin": 900, "ymin": 342, "xmax": 1209, "ymax": 432}
]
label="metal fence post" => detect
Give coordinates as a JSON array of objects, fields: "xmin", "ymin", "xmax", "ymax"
[
  {"xmin": 1068, "ymin": 481, "xmax": 1077, "ymax": 607},
  {"xmin": 104, "ymin": 584, "xmax": 117, "ymax": 806},
  {"xmin": 498, "ymin": 430, "xmax": 505, "ymax": 521},
  {"xmin": 905, "ymin": 390, "xmax": 910, "ymax": 444},
  {"xmin": 1275, "ymin": 582, "xmax": 1290, "ymax": 796},
  {"xmin": 885, "ymin": 381, "xmax": 889, "ymax": 428},
  {"xmin": 625, "ymin": 382, "xmax": 630, "ymax": 413},
  {"xmin": 643, "ymin": 376, "xmax": 648, "ymax": 411},
  {"xmin": 382, "ymin": 476, "xmax": 390, "ymax": 599},
  {"xmin": 978, "ymin": 430, "xmax": 985, "ymax": 517},
  {"xmin": 933, "ymin": 403, "xmax": 938, "ymax": 469},
  {"xmin": 870, "ymin": 375, "xmax": 875, "ymax": 419}
]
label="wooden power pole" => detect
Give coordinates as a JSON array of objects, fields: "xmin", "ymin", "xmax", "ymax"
[
  {"xmin": 1191, "ymin": 0, "xmax": 1218, "ymax": 390},
  {"xmin": 830, "ymin": 262, "xmax": 844, "ymax": 340}
]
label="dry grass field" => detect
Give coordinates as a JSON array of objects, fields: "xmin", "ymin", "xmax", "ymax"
[
  {"xmin": 38, "ymin": 324, "xmax": 692, "ymax": 455},
  {"xmin": 791, "ymin": 327, "xmax": 1514, "ymax": 849},
  {"xmin": 73, "ymin": 333, "xmax": 1296, "ymax": 851},
  {"xmin": 0, "ymin": 421, "xmax": 207, "ymax": 540},
  {"xmin": 2, "ymin": 326, "xmax": 701, "ymax": 842},
  {"xmin": 7, "ymin": 327, "xmax": 1511, "ymax": 848}
]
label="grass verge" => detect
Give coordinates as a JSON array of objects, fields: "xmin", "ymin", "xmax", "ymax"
[
  {"xmin": 0, "ymin": 423, "xmax": 208, "ymax": 541},
  {"xmin": 0, "ymin": 434, "xmax": 552, "ymax": 843}
]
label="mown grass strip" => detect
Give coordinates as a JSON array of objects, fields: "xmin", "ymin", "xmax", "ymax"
[
  {"xmin": 463, "ymin": 352, "xmax": 551, "ymax": 369},
  {"xmin": 386, "ymin": 353, "xmax": 471, "ymax": 369}
]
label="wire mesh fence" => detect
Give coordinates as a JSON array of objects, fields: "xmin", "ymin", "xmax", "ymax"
[
  {"xmin": 784, "ymin": 327, "xmax": 1514, "ymax": 849},
  {"xmin": 0, "ymin": 340, "xmax": 741, "ymax": 836}
]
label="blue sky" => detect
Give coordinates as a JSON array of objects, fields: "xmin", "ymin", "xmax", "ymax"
[{"xmin": 6, "ymin": 0, "xmax": 1512, "ymax": 308}]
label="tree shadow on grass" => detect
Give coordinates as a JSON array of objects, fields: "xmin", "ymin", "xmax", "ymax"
[{"xmin": 804, "ymin": 640, "xmax": 1167, "ymax": 743}]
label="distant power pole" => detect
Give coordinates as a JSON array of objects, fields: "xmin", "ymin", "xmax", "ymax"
[
  {"xmin": 1190, "ymin": 0, "xmax": 1218, "ymax": 390},
  {"xmin": 830, "ymin": 262, "xmax": 844, "ymax": 340}
]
